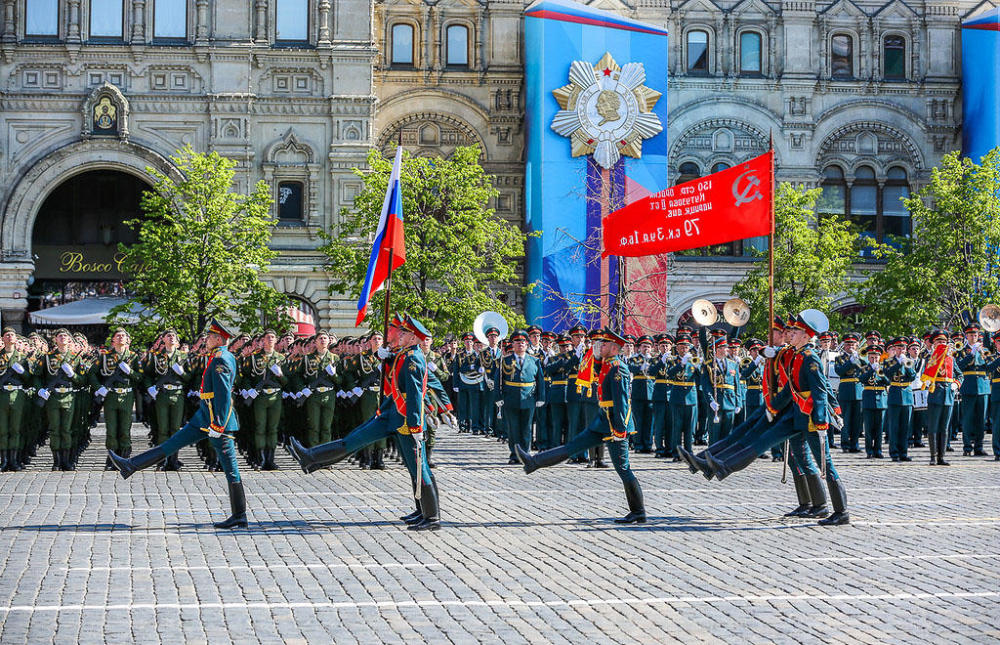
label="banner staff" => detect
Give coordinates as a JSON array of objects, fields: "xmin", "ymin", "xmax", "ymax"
[
  {"xmin": 768, "ymin": 130, "xmax": 775, "ymax": 346},
  {"xmin": 379, "ymin": 132, "xmax": 403, "ymax": 403}
]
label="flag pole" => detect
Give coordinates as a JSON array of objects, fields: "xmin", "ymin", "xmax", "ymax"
[
  {"xmin": 379, "ymin": 135, "xmax": 402, "ymax": 403},
  {"xmin": 768, "ymin": 131, "xmax": 775, "ymax": 346}
]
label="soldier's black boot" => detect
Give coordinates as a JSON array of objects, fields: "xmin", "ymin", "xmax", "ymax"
[
  {"xmin": 104, "ymin": 456, "xmax": 115, "ymax": 471},
  {"xmin": 935, "ymin": 430, "xmax": 949, "ymax": 465},
  {"xmin": 614, "ymin": 477, "xmax": 647, "ymax": 524},
  {"xmin": 802, "ymin": 474, "xmax": 829, "ymax": 518},
  {"xmin": 109, "ymin": 445, "xmax": 167, "ymax": 480},
  {"xmin": 400, "ymin": 494, "xmax": 423, "ymax": 523},
  {"xmin": 677, "ymin": 446, "xmax": 713, "ymax": 480},
  {"xmin": 50, "ymin": 449, "xmax": 60, "ymax": 471},
  {"xmin": 214, "ymin": 481, "xmax": 248, "ymax": 529},
  {"xmin": 705, "ymin": 446, "xmax": 757, "ymax": 481},
  {"xmin": 61, "ymin": 450, "xmax": 75, "ymax": 471},
  {"xmin": 818, "ymin": 477, "xmax": 850, "ymax": 526},
  {"xmin": 0, "ymin": 450, "xmax": 9, "ymax": 472},
  {"xmin": 426, "ymin": 445, "xmax": 436, "ymax": 469},
  {"xmin": 11, "ymin": 449, "xmax": 24, "ymax": 471},
  {"xmin": 371, "ymin": 447, "xmax": 386, "ymax": 470},
  {"xmin": 266, "ymin": 448, "xmax": 279, "ymax": 471},
  {"xmin": 288, "ymin": 437, "xmax": 350, "ymax": 474},
  {"xmin": 515, "ymin": 444, "xmax": 571, "ymax": 474},
  {"xmin": 408, "ymin": 483, "xmax": 440, "ymax": 531},
  {"xmin": 784, "ymin": 472, "xmax": 812, "ymax": 517}
]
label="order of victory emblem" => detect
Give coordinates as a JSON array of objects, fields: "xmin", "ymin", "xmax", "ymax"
[{"xmin": 550, "ymin": 52, "xmax": 663, "ymax": 170}]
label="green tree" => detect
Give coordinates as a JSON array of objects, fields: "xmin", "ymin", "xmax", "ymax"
[
  {"xmin": 854, "ymin": 149, "xmax": 1000, "ymax": 335},
  {"xmin": 733, "ymin": 182, "xmax": 858, "ymax": 339},
  {"xmin": 321, "ymin": 146, "xmax": 531, "ymax": 338},
  {"xmin": 110, "ymin": 146, "xmax": 291, "ymax": 343}
]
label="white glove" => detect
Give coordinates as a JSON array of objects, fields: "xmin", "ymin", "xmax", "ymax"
[
  {"xmin": 710, "ymin": 401, "xmax": 720, "ymax": 412},
  {"xmin": 118, "ymin": 362, "xmax": 131, "ymax": 374},
  {"xmin": 171, "ymin": 363, "xmax": 184, "ymax": 376},
  {"xmin": 446, "ymin": 412, "xmax": 458, "ymax": 426},
  {"xmin": 735, "ymin": 407, "xmax": 741, "ymax": 414},
  {"xmin": 147, "ymin": 386, "xmax": 158, "ymax": 399},
  {"xmin": 429, "ymin": 361, "xmax": 438, "ymax": 371},
  {"xmin": 754, "ymin": 356, "xmax": 765, "ymax": 367},
  {"xmin": 496, "ymin": 400, "xmax": 504, "ymax": 407},
  {"xmin": 95, "ymin": 386, "xmax": 108, "ymax": 398},
  {"xmin": 535, "ymin": 400, "xmax": 545, "ymax": 408},
  {"xmin": 207, "ymin": 428, "xmax": 223, "ymax": 439},
  {"xmin": 301, "ymin": 387, "xmax": 312, "ymax": 398},
  {"xmin": 452, "ymin": 387, "xmax": 459, "ymax": 392},
  {"xmin": 11, "ymin": 362, "xmax": 24, "ymax": 374},
  {"xmin": 478, "ymin": 366, "xmax": 485, "ymax": 374},
  {"xmin": 486, "ymin": 378, "xmax": 495, "ymax": 390},
  {"xmin": 951, "ymin": 382, "xmax": 959, "ymax": 393},
  {"xmin": 377, "ymin": 347, "xmax": 390, "ymax": 359},
  {"xmin": 896, "ymin": 355, "xmax": 904, "ymax": 364},
  {"xmin": 38, "ymin": 388, "xmax": 50, "ymax": 400},
  {"xmin": 325, "ymin": 364, "xmax": 336, "ymax": 376},
  {"xmin": 352, "ymin": 386, "xmax": 363, "ymax": 397},
  {"xmin": 248, "ymin": 389, "xmax": 258, "ymax": 399},
  {"xmin": 765, "ymin": 408, "xmax": 774, "ymax": 422},
  {"xmin": 641, "ymin": 362, "xmax": 649, "ymax": 371},
  {"xmin": 270, "ymin": 364, "xmax": 282, "ymax": 376},
  {"xmin": 282, "ymin": 392, "xmax": 290, "ymax": 399},
  {"xmin": 681, "ymin": 355, "xmax": 690, "ymax": 365},
  {"xmin": 61, "ymin": 363, "xmax": 75, "ymax": 377},
  {"xmin": 763, "ymin": 347, "xmax": 776, "ymax": 358}
]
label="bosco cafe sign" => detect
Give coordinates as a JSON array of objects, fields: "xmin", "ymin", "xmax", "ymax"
[{"xmin": 33, "ymin": 245, "xmax": 142, "ymax": 280}]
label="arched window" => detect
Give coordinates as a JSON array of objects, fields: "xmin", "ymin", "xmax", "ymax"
[
  {"xmin": 677, "ymin": 162, "xmax": 701, "ymax": 185},
  {"xmin": 883, "ymin": 35, "xmax": 906, "ymax": 80},
  {"xmin": 446, "ymin": 25, "xmax": 469, "ymax": 68},
  {"xmin": 154, "ymin": 0, "xmax": 187, "ymax": 40},
  {"xmin": 26, "ymin": 0, "xmax": 59, "ymax": 37},
  {"xmin": 711, "ymin": 162, "xmax": 730, "ymax": 174},
  {"xmin": 391, "ymin": 24, "xmax": 414, "ymax": 66},
  {"xmin": 850, "ymin": 166, "xmax": 878, "ymax": 242},
  {"xmin": 687, "ymin": 30, "xmax": 709, "ymax": 74},
  {"xmin": 90, "ymin": 0, "xmax": 124, "ymax": 39},
  {"xmin": 276, "ymin": 0, "xmax": 308, "ymax": 42},
  {"xmin": 818, "ymin": 166, "xmax": 847, "ymax": 218},
  {"xmin": 882, "ymin": 167, "xmax": 911, "ymax": 241},
  {"xmin": 739, "ymin": 32, "xmax": 762, "ymax": 76},
  {"xmin": 831, "ymin": 34, "xmax": 854, "ymax": 79}
]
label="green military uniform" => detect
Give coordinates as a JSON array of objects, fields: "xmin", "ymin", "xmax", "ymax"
[
  {"xmin": 300, "ymin": 349, "xmax": 340, "ymax": 446},
  {"xmin": 33, "ymin": 342, "xmax": 83, "ymax": 471},
  {"xmin": 0, "ymin": 337, "xmax": 30, "ymax": 471},
  {"xmin": 245, "ymin": 348, "xmax": 287, "ymax": 469},
  {"xmin": 89, "ymin": 346, "xmax": 139, "ymax": 459},
  {"xmin": 145, "ymin": 346, "xmax": 189, "ymax": 471}
]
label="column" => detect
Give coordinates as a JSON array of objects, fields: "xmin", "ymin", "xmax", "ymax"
[{"xmin": 132, "ymin": 0, "xmax": 146, "ymax": 42}]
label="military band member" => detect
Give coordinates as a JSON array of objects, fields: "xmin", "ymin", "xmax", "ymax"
[
  {"xmin": 669, "ymin": 334, "xmax": 699, "ymax": 457},
  {"xmin": 543, "ymin": 334, "xmax": 571, "ymax": 450},
  {"xmin": 957, "ymin": 323, "xmax": 990, "ymax": 456},
  {"xmin": 453, "ymin": 332, "xmax": 484, "ymax": 434},
  {"xmin": 499, "ymin": 330, "xmax": 546, "ymax": 464},
  {"xmin": 923, "ymin": 330, "xmax": 963, "ymax": 466},
  {"xmin": 480, "ymin": 327, "xmax": 503, "ymax": 438},
  {"xmin": 987, "ymin": 334, "xmax": 1000, "ymax": 461},
  {"xmin": 860, "ymin": 345, "xmax": 889, "ymax": 459},
  {"xmin": 834, "ymin": 333, "xmax": 865, "ymax": 453},
  {"xmin": 651, "ymin": 334, "xmax": 674, "ymax": 459},
  {"xmin": 702, "ymin": 335, "xmax": 739, "ymax": 444},
  {"xmin": 110, "ymin": 320, "xmax": 248, "ymax": 529},
  {"xmin": 90, "ymin": 328, "xmax": 139, "ymax": 470},
  {"xmin": 884, "ymin": 338, "xmax": 917, "ymax": 461},
  {"xmin": 0, "ymin": 328, "xmax": 30, "ymax": 471},
  {"xmin": 629, "ymin": 335, "xmax": 655, "ymax": 453},
  {"xmin": 516, "ymin": 328, "xmax": 646, "ymax": 524}
]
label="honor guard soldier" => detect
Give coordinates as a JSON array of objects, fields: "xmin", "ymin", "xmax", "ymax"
[
  {"xmin": 453, "ymin": 332, "xmax": 484, "ymax": 434},
  {"xmin": 499, "ymin": 330, "xmax": 546, "ymax": 464},
  {"xmin": 516, "ymin": 328, "xmax": 646, "ymax": 524},
  {"xmin": 299, "ymin": 330, "xmax": 339, "ymax": 447},
  {"xmin": 90, "ymin": 328, "xmax": 139, "ymax": 470},
  {"xmin": 629, "ymin": 335, "xmax": 655, "ymax": 453},
  {"xmin": 651, "ymin": 334, "xmax": 675, "ymax": 458},
  {"xmin": 701, "ymin": 335, "xmax": 739, "ymax": 443},
  {"xmin": 144, "ymin": 330, "xmax": 188, "ymax": 471},
  {"xmin": 111, "ymin": 320, "xmax": 248, "ymax": 529},
  {"xmin": 33, "ymin": 328, "xmax": 83, "ymax": 471},
  {"xmin": 0, "ymin": 328, "xmax": 30, "ymax": 471},
  {"xmin": 884, "ymin": 337, "xmax": 917, "ymax": 461},
  {"xmin": 923, "ymin": 330, "xmax": 963, "ymax": 465},
  {"xmin": 957, "ymin": 323, "xmax": 990, "ymax": 456},
  {"xmin": 834, "ymin": 333, "xmax": 865, "ymax": 452},
  {"xmin": 860, "ymin": 344, "xmax": 889, "ymax": 458},
  {"xmin": 668, "ymin": 334, "xmax": 699, "ymax": 456},
  {"xmin": 246, "ymin": 330, "xmax": 287, "ymax": 470}
]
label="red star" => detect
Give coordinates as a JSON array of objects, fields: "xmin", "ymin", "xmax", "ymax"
[{"xmin": 602, "ymin": 68, "xmax": 612, "ymax": 76}]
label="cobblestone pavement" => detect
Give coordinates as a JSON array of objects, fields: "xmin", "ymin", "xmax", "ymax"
[{"xmin": 0, "ymin": 425, "xmax": 997, "ymax": 644}]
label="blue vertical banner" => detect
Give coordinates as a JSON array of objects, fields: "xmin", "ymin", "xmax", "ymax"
[
  {"xmin": 524, "ymin": 0, "xmax": 668, "ymax": 331},
  {"xmin": 962, "ymin": 8, "xmax": 1000, "ymax": 162}
]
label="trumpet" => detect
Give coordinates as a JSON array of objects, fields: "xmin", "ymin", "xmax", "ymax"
[
  {"xmin": 690, "ymin": 355, "xmax": 702, "ymax": 367},
  {"xmin": 902, "ymin": 357, "xmax": 914, "ymax": 369},
  {"xmin": 740, "ymin": 356, "xmax": 752, "ymax": 368}
]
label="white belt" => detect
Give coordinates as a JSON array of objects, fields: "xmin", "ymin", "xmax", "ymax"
[
  {"xmin": 262, "ymin": 388, "xmax": 280, "ymax": 394},
  {"xmin": 112, "ymin": 388, "xmax": 131, "ymax": 394},
  {"xmin": 53, "ymin": 387, "xmax": 73, "ymax": 394},
  {"xmin": 2, "ymin": 385, "xmax": 22, "ymax": 391},
  {"xmin": 315, "ymin": 387, "xmax": 332, "ymax": 393},
  {"xmin": 460, "ymin": 374, "xmax": 484, "ymax": 385},
  {"xmin": 162, "ymin": 384, "xmax": 182, "ymax": 391}
]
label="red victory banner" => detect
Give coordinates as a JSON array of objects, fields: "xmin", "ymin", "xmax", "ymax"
[{"xmin": 602, "ymin": 150, "xmax": 774, "ymax": 257}]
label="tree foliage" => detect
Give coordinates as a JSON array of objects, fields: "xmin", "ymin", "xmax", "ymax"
[
  {"xmin": 733, "ymin": 182, "xmax": 858, "ymax": 339},
  {"xmin": 320, "ymin": 146, "xmax": 531, "ymax": 338},
  {"xmin": 854, "ymin": 149, "xmax": 1000, "ymax": 335},
  {"xmin": 110, "ymin": 146, "xmax": 291, "ymax": 343}
]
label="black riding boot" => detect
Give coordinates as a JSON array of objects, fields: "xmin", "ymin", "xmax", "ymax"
[
  {"xmin": 802, "ymin": 474, "xmax": 829, "ymax": 518},
  {"xmin": 266, "ymin": 448, "xmax": 279, "ymax": 470},
  {"xmin": 935, "ymin": 430, "xmax": 949, "ymax": 465},
  {"xmin": 8, "ymin": 449, "xmax": 22, "ymax": 471},
  {"xmin": 289, "ymin": 437, "xmax": 350, "ymax": 474},
  {"xmin": 408, "ymin": 482, "xmax": 440, "ymax": 531},
  {"xmin": 678, "ymin": 446, "xmax": 713, "ymax": 480},
  {"xmin": 784, "ymin": 472, "xmax": 813, "ymax": 517},
  {"xmin": 109, "ymin": 445, "xmax": 168, "ymax": 480},
  {"xmin": 50, "ymin": 449, "xmax": 60, "ymax": 471},
  {"xmin": 705, "ymin": 446, "xmax": 757, "ymax": 481},
  {"xmin": 818, "ymin": 477, "xmax": 850, "ymax": 526},
  {"xmin": 214, "ymin": 481, "xmax": 248, "ymax": 529},
  {"xmin": 614, "ymin": 477, "xmax": 647, "ymax": 524},
  {"xmin": 61, "ymin": 450, "xmax": 74, "ymax": 471},
  {"xmin": 515, "ymin": 444, "xmax": 571, "ymax": 474},
  {"xmin": 371, "ymin": 447, "xmax": 386, "ymax": 470},
  {"xmin": 0, "ymin": 450, "xmax": 9, "ymax": 472}
]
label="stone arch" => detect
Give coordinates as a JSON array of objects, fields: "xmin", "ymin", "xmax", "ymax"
[
  {"xmin": 376, "ymin": 111, "xmax": 487, "ymax": 159},
  {"xmin": 668, "ymin": 112, "xmax": 781, "ymax": 180},
  {"xmin": 1, "ymin": 139, "xmax": 181, "ymax": 260},
  {"xmin": 816, "ymin": 121, "xmax": 925, "ymax": 173},
  {"xmin": 376, "ymin": 89, "xmax": 491, "ymax": 157}
]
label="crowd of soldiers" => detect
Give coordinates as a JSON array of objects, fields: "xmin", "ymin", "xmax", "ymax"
[{"xmin": 1, "ymin": 317, "xmax": 997, "ymax": 476}]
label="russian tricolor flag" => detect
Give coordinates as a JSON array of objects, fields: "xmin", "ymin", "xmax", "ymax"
[{"xmin": 356, "ymin": 146, "xmax": 406, "ymax": 326}]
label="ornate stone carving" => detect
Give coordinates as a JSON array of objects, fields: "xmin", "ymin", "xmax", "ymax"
[{"xmin": 81, "ymin": 82, "xmax": 130, "ymax": 141}]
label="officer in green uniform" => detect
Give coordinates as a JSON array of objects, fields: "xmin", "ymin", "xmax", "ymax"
[
  {"xmin": 89, "ymin": 328, "xmax": 139, "ymax": 469},
  {"xmin": 300, "ymin": 330, "xmax": 339, "ymax": 446},
  {"xmin": 516, "ymin": 328, "xmax": 646, "ymax": 524},
  {"xmin": 0, "ymin": 328, "xmax": 30, "ymax": 471},
  {"xmin": 884, "ymin": 337, "xmax": 917, "ymax": 461},
  {"xmin": 246, "ymin": 329, "xmax": 287, "ymax": 470},
  {"xmin": 499, "ymin": 330, "xmax": 546, "ymax": 464},
  {"xmin": 33, "ymin": 328, "xmax": 83, "ymax": 471}
]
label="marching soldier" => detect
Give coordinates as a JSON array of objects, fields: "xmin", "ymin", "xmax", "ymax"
[
  {"xmin": 0, "ymin": 328, "xmax": 30, "ymax": 471},
  {"xmin": 356, "ymin": 332, "xmax": 386, "ymax": 468},
  {"xmin": 33, "ymin": 328, "xmax": 83, "ymax": 471},
  {"xmin": 884, "ymin": 337, "xmax": 917, "ymax": 461},
  {"xmin": 90, "ymin": 328, "xmax": 139, "ymax": 470},
  {"xmin": 499, "ymin": 330, "xmax": 546, "ymax": 464}
]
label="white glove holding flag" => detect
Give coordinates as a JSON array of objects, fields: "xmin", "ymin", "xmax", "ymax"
[
  {"xmin": 147, "ymin": 386, "xmax": 158, "ymax": 400},
  {"xmin": 95, "ymin": 386, "xmax": 108, "ymax": 398},
  {"xmin": 61, "ymin": 363, "xmax": 75, "ymax": 378},
  {"xmin": 377, "ymin": 347, "xmax": 390, "ymax": 359},
  {"xmin": 172, "ymin": 363, "xmax": 185, "ymax": 376},
  {"xmin": 38, "ymin": 388, "xmax": 50, "ymax": 400},
  {"xmin": 270, "ymin": 364, "xmax": 283, "ymax": 376},
  {"xmin": 118, "ymin": 362, "xmax": 131, "ymax": 374},
  {"xmin": 11, "ymin": 362, "xmax": 24, "ymax": 374}
]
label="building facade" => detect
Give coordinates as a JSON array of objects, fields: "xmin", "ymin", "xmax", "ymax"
[{"xmin": 0, "ymin": 0, "xmax": 375, "ymax": 333}]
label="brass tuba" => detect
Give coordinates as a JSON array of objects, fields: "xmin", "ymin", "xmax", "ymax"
[
  {"xmin": 473, "ymin": 311, "xmax": 509, "ymax": 345},
  {"xmin": 978, "ymin": 304, "xmax": 1000, "ymax": 333}
]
